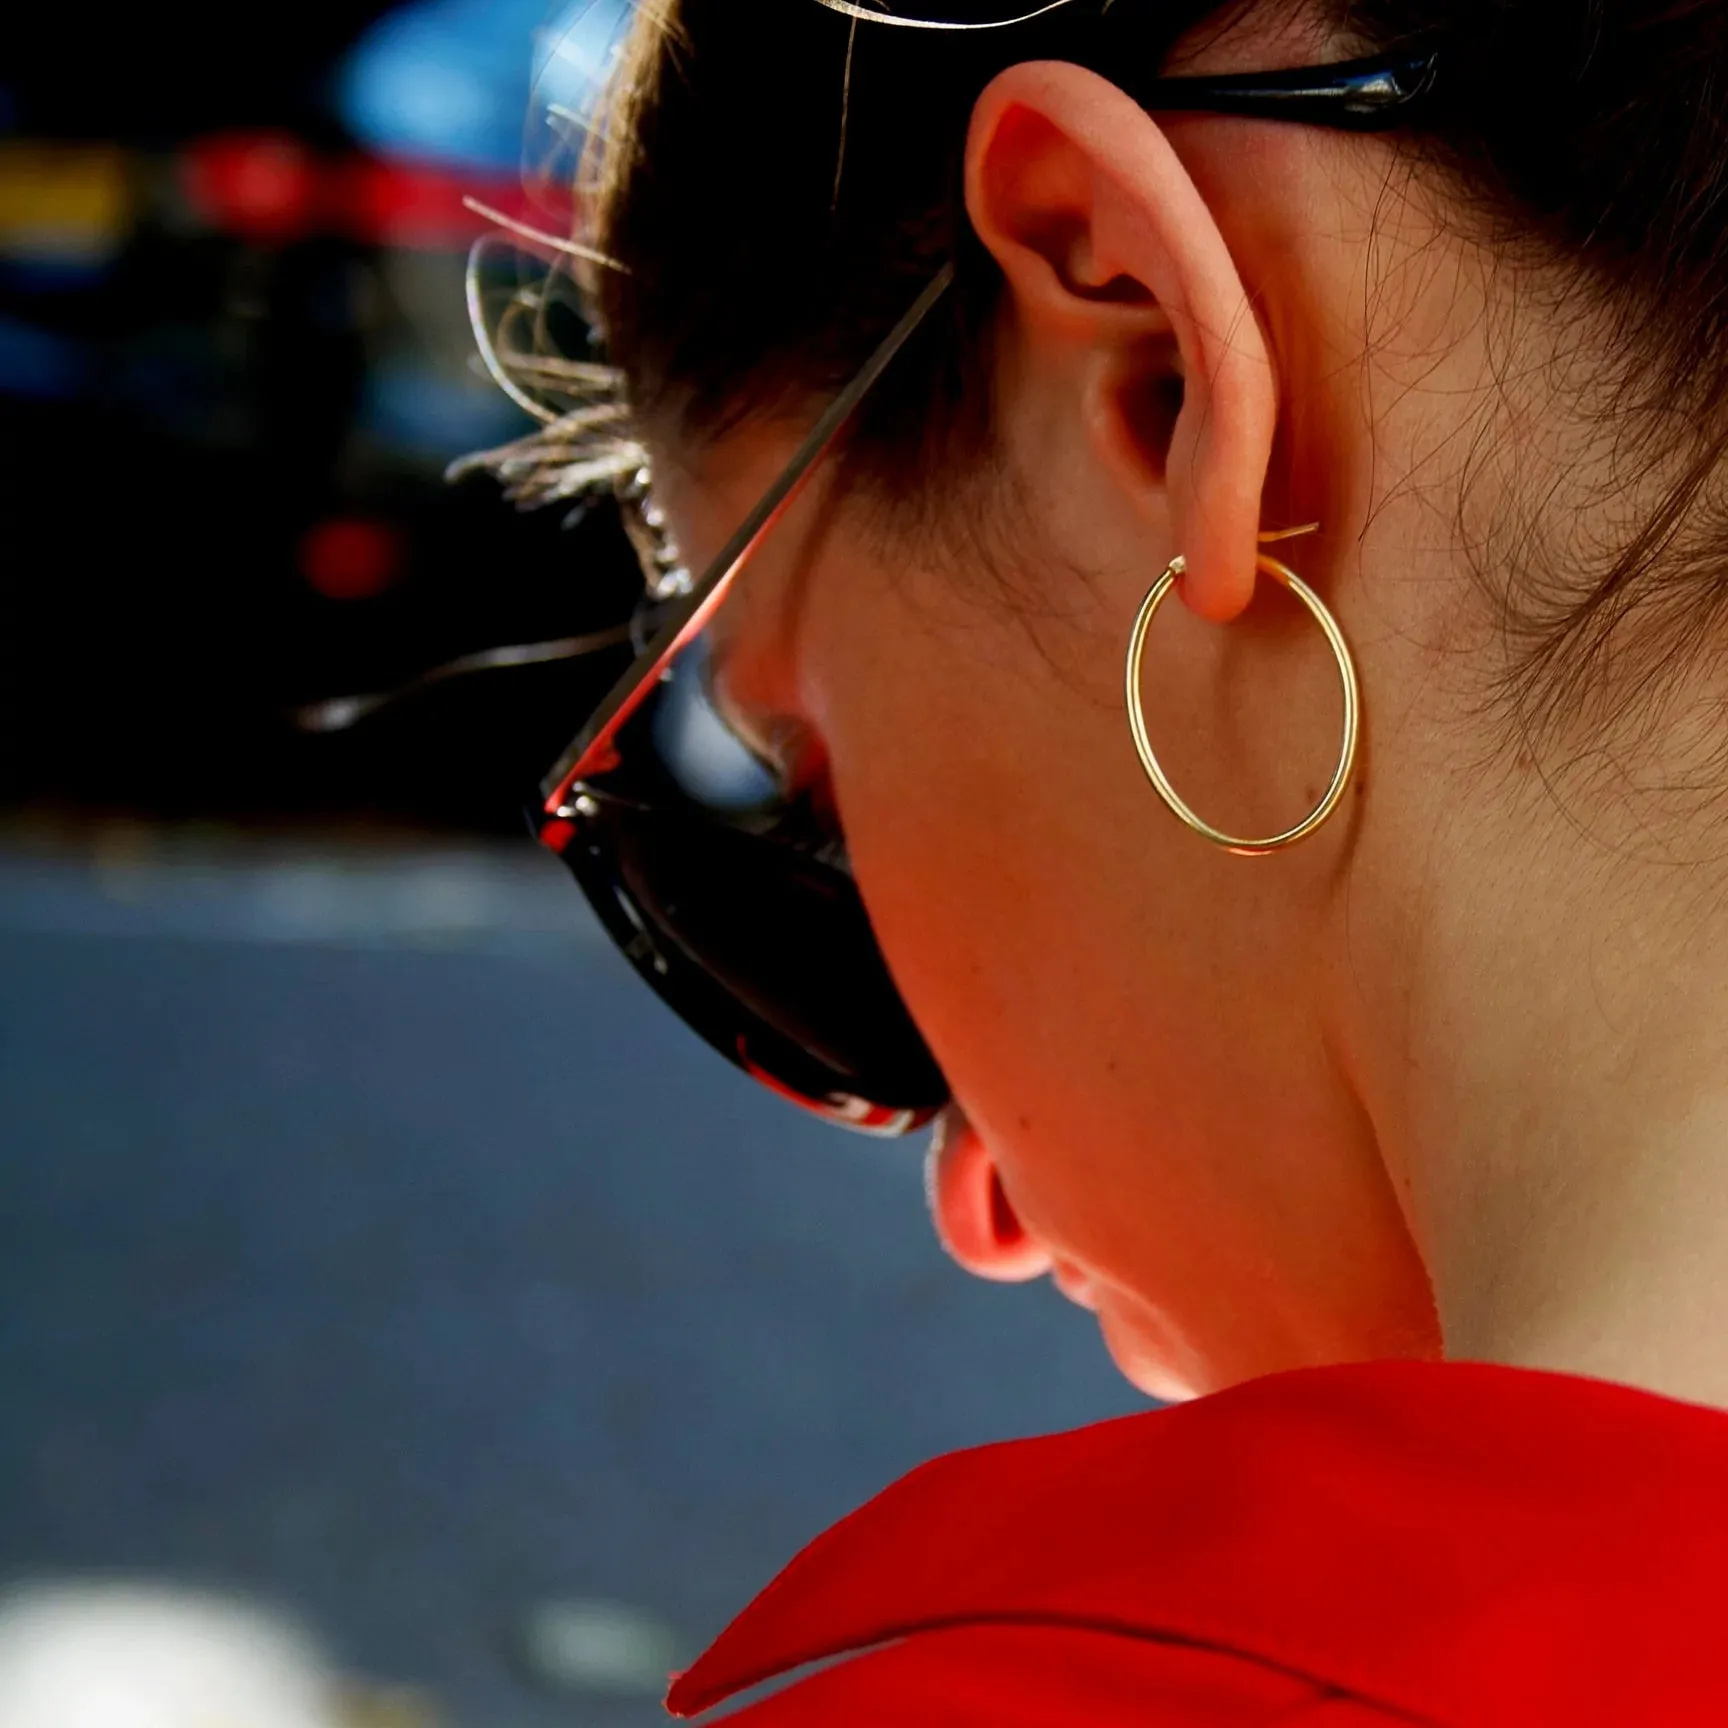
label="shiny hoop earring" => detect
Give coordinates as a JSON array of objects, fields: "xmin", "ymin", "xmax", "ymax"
[{"xmin": 1123, "ymin": 526, "xmax": 1360, "ymax": 857}]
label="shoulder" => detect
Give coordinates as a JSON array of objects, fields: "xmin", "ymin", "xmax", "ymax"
[{"xmin": 668, "ymin": 1361, "xmax": 1728, "ymax": 1727}]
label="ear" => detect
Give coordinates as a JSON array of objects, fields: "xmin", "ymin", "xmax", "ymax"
[{"xmin": 963, "ymin": 61, "xmax": 1276, "ymax": 622}]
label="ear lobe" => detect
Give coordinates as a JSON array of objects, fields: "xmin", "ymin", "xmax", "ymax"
[
  {"xmin": 926, "ymin": 1117, "xmax": 1053, "ymax": 1284},
  {"xmin": 963, "ymin": 61, "xmax": 1277, "ymax": 623}
]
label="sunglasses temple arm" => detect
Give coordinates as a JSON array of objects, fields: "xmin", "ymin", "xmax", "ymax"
[
  {"xmin": 538, "ymin": 262, "xmax": 958, "ymax": 813},
  {"xmin": 1129, "ymin": 48, "xmax": 1440, "ymax": 131}
]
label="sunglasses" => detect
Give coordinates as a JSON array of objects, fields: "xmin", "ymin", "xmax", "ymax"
[{"xmin": 530, "ymin": 26, "xmax": 1441, "ymax": 1136}]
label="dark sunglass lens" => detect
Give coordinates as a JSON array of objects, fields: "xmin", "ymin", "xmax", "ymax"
[{"xmin": 558, "ymin": 798, "xmax": 947, "ymax": 1125}]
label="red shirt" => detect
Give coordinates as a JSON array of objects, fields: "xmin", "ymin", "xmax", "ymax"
[{"xmin": 667, "ymin": 1360, "xmax": 1728, "ymax": 1725}]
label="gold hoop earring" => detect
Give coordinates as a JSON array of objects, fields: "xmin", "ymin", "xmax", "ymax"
[{"xmin": 1123, "ymin": 526, "xmax": 1360, "ymax": 857}]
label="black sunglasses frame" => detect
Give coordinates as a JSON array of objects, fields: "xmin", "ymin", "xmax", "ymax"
[{"xmin": 532, "ymin": 39, "xmax": 1441, "ymax": 1130}]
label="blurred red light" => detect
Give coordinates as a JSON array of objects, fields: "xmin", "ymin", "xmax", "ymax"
[
  {"xmin": 331, "ymin": 158, "xmax": 519, "ymax": 249},
  {"xmin": 181, "ymin": 134, "xmax": 318, "ymax": 245},
  {"xmin": 299, "ymin": 519, "xmax": 403, "ymax": 601}
]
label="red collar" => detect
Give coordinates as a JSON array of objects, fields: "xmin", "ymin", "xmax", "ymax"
[{"xmin": 669, "ymin": 1360, "xmax": 1728, "ymax": 1725}]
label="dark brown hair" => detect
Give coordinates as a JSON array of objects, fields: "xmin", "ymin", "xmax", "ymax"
[{"xmin": 506, "ymin": 0, "xmax": 1728, "ymax": 727}]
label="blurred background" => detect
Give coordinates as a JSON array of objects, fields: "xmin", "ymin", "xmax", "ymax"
[{"xmin": 0, "ymin": 3, "xmax": 1142, "ymax": 1723}]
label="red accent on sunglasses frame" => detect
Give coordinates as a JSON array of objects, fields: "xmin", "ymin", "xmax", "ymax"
[
  {"xmin": 736, "ymin": 1039, "xmax": 922, "ymax": 1137},
  {"xmin": 541, "ymin": 563, "xmax": 744, "ymax": 816}
]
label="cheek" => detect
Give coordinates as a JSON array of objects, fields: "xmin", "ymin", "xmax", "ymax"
[
  {"xmin": 797, "ymin": 562, "xmax": 1183, "ymax": 1231},
  {"xmin": 804, "ymin": 589, "xmax": 1078, "ymax": 976}
]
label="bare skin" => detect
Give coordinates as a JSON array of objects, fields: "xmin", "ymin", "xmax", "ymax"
[{"xmin": 649, "ymin": 39, "xmax": 1728, "ymax": 1405}]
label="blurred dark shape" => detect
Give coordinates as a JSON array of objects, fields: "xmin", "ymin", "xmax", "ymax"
[{"xmin": 2, "ymin": 0, "xmax": 641, "ymax": 835}]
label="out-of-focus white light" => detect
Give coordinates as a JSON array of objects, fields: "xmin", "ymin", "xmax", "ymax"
[
  {"xmin": 0, "ymin": 1584, "xmax": 339, "ymax": 1728},
  {"xmin": 516, "ymin": 1598, "xmax": 679, "ymax": 1697}
]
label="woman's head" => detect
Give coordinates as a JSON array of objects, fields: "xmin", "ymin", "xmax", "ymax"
[{"xmin": 542, "ymin": 0, "xmax": 1728, "ymax": 1399}]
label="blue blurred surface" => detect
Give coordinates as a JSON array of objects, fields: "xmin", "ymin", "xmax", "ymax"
[
  {"xmin": 336, "ymin": 0, "xmax": 631, "ymax": 172},
  {"xmin": 0, "ymin": 835, "xmax": 1142, "ymax": 1726}
]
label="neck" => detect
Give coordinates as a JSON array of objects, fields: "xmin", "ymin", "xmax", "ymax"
[
  {"xmin": 1439, "ymin": 1090, "xmax": 1728, "ymax": 1408},
  {"xmin": 1383, "ymin": 811, "xmax": 1728, "ymax": 1410}
]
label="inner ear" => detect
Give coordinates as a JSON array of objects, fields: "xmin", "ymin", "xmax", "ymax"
[
  {"xmin": 1115, "ymin": 361, "xmax": 1185, "ymax": 479},
  {"xmin": 1034, "ymin": 209, "xmax": 1154, "ymax": 307},
  {"xmin": 1085, "ymin": 341, "xmax": 1185, "ymax": 495},
  {"xmin": 1089, "ymin": 270, "xmax": 1158, "ymax": 307}
]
